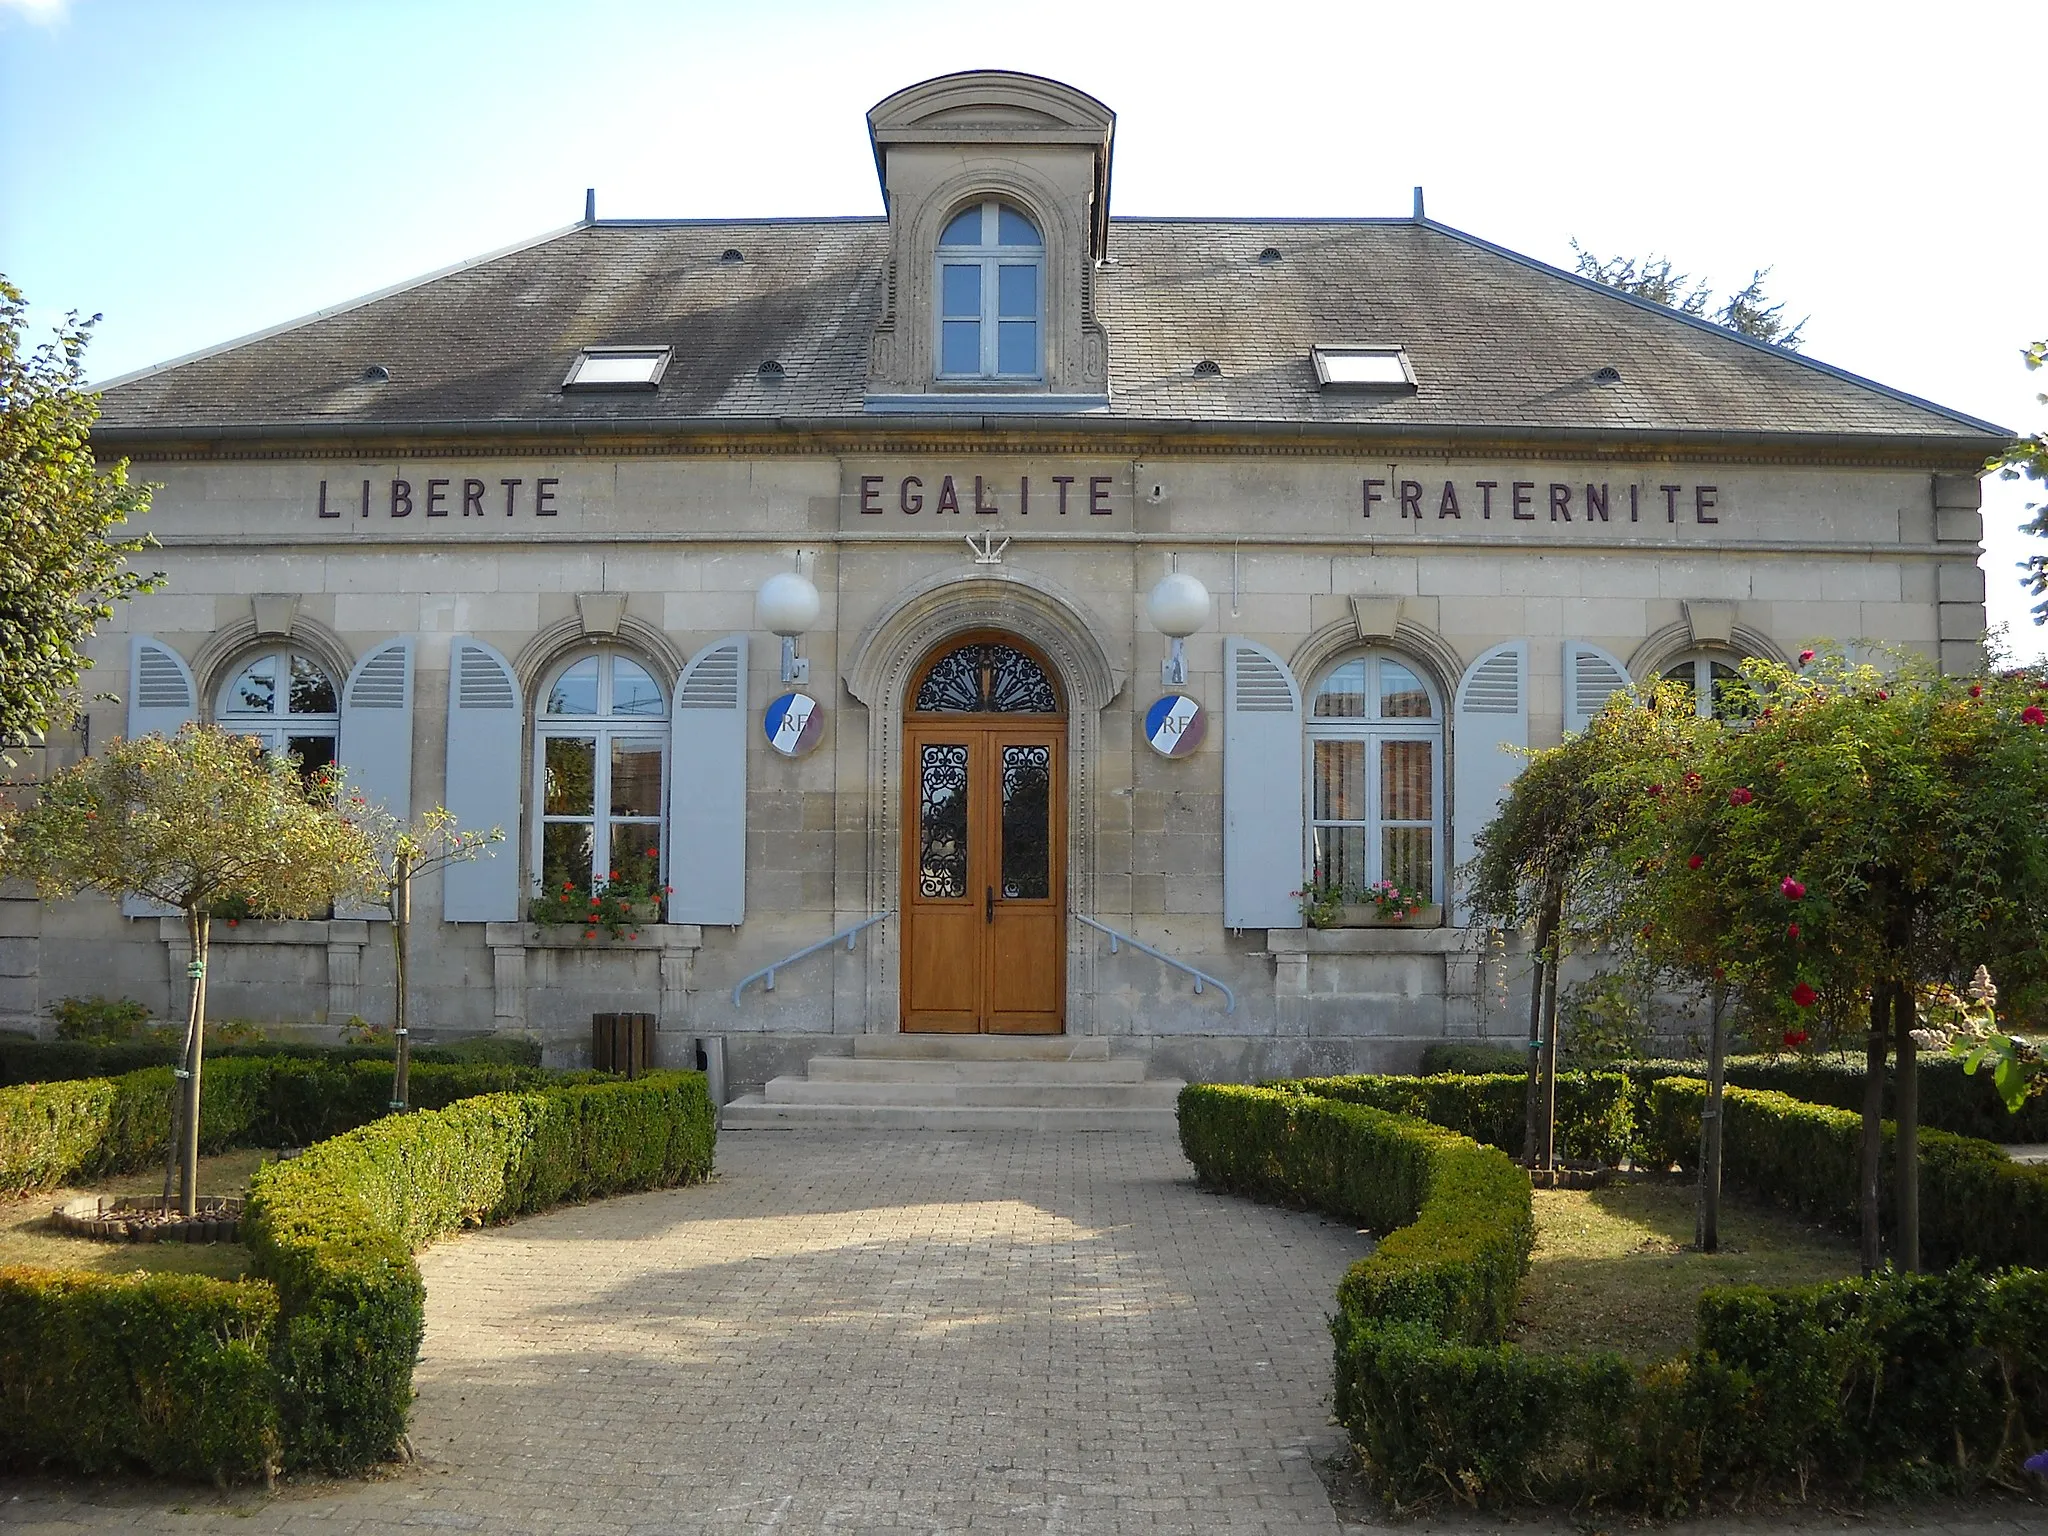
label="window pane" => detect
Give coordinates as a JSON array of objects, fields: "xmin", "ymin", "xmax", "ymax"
[
  {"xmin": 941, "ymin": 320, "xmax": 981, "ymax": 376},
  {"xmin": 286, "ymin": 734, "xmax": 336, "ymax": 786},
  {"xmin": 996, "ymin": 320, "xmax": 1037, "ymax": 376},
  {"xmin": 939, "ymin": 207, "xmax": 982, "ymax": 246},
  {"xmin": 941, "ymin": 264, "xmax": 981, "ymax": 318},
  {"xmin": 1380, "ymin": 740, "xmax": 1433, "ymax": 822},
  {"xmin": 918, "ymin": 743, "xmax": 969, "ymax": 899},
  {"xmin": 546, "ymin": 657, "xmax": 598, "ymax": 715},
  {"xmin": 609, "ymin": 822, "xmax": 660, "ymax": 894},
  {"xmin": 225, "ymin": 657, "xmax": 277, "ymax": 715},
  {"xmin": 544, "ymin": 736, "xmax": 595, "ymax": 815},
  {"xmin": 542, "ymin": 823, "xmax": 593, "ymax": 897},
  {"xmin": 288, "ymin": 655, "xmax": 337, "ymax": 715},
  {"xmin": 1312, "ymin": 825, "xmax": 1367, "ymax": 891},
  {"xmin": 1313, "ymin": 739, "xmax": 1365, "ymax": 822},
  {"xmin": 1313, "ymin": 659, "xmax": 1368, "ymax": 718},
  {"xmin": 996, "ymin": 206, "xmax": 1039, "ymax": 246},
  {"xmin": 1380, "ymin": 661, "xmax": 1432, "ymax": 719},
  {"xmin": 611, "ymin": 657, "xmax": 665, "ymax": 717},
  {"xmin": 1000, "ymin": 744, "xmax": 1051, "ymax": 900},
  {"xmin": 1382, "ymin": 826, "xmax": 1434, "ymax": 898},
  {"xmin": 610, "ymin": 737, "xmax": 663, "ymax": 817},
  {"xmin": 997, "ymin": 264, "xmax": 1036, "ymax": 318},
  {"xmin": 1708, "ymin": 662, "xmax": 1743, "ymax": 719}
]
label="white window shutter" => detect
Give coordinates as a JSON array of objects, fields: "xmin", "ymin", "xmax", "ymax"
[
  {"xmin": 1222, "ymin": 636, "xmax": 1304, "ymax": 930},
  {"xmin": 669, "ymin": 634, "xmax": 749, "ymax": 926},
  {"xmin": 1451, "ymin": 640, "xmax": 1529, "ymax": 924},
  {"xmin": 122, "ymin": 636, "xmax": 198, "ymax": 918},
  {"xmin": 442, "ymin": 637, "xmax": 523, "ymax": 922},
  {"xmin": 339, "ymin": 638, "xmax": 415, "ymax": 821},
  {"xmin": 1562, "ymin": 641, "xmax": 1632, "ymax": 735}
]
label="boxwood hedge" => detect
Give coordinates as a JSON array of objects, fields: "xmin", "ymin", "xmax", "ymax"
[
  {"xmin": 1276, "ymin": 1070, "xmax": 1634, "ymax": 1167},
  {"xmin": 0, "ymin": 1068, "xmax": 714, "ymax": 1481},
  {"xmin": 0, "ymin": 1033, "xmax": 542, "ymax": 1088},
  {"xmin": 1180, "ymin": 1078, "xmax": 2048, "ymax": 1508}
]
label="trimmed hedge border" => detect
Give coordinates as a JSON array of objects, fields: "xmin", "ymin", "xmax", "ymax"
[
  {"xmin": 1628, "ymin": 1053, "xmax": 2048, "ymax": 1145},
  {"xmin": 1276, "ymin": 1071, "xmax": 1634, "ymax": 1168},
  {"xmin": 0, "ymin": 1069, "xmax": 715, "ymax": 1481},
  {"xmin": 1180, "ymin": 1080, "xmax": 2048, "ymax": 1508},
  {"xmin": 0, "ymin": 1034, "xmax": 541, "ymax": 1088}
]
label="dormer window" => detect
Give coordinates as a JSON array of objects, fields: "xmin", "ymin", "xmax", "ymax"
[{"xmin": 936, "ymin": 201, "xmax": 1042, "ymax": 381}]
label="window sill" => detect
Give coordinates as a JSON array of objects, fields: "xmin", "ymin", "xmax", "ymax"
[{"xmin": 863, "ymin": 392, "xmax": 1110, "ymax": 416}]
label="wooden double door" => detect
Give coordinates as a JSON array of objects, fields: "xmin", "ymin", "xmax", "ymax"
[{"xmin": 902, "ymin": 663, "xmax": 1067, "ymax": 1032}]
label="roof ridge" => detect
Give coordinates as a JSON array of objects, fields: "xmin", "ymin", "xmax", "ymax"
[
  {"xmin": 1416, "ymin": 217, "xmax": 2011, "ymax": 439},
  {"xmin": 91, "ymin": 220, "xmax": 588, "ymax": 393}
]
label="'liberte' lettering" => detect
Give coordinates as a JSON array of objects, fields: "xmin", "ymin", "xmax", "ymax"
[{"xmin": 317, "ymin": 478, "xmax": 562, "ymax": 519}]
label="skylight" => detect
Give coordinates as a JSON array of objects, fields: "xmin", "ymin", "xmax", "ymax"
[
  {"xmin": 1312, "ymin": 346, "xmax": 1415, "ymax": 391},
  {"xmin": 562, "ymin": 346, "xmax": 672, "ymax": 391}
]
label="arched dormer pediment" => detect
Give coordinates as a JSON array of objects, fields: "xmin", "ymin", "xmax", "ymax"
[{"xmin": 866, "ymin": 71, "xmax": 1113, "ymax": 403}]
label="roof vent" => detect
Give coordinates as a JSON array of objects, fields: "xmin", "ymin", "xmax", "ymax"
[
  {"xmin": 1593, "ymin": 365, "xmax": 1623, "ymax": 385},
  {"xmin": 1257, "ymin": 246, "xmax": 1282, "ymax": 263},
  {"xmin": 758, "ymin": 359, "xmax": 785, "ymax": 378},
  {"xmin": 562, "ymin": 345, "xmax": 672, "ymax": 391},
  {"xmin": 720, "ymin": 248, "xmax": 744, "ymax": 264},
  {"xmin": 1193, "ymin": 359, "xmax": 1222, "ymax": 377},
  {"xmin": 361, "ymin": 364, "xmax": 390, "ymax": 383}
]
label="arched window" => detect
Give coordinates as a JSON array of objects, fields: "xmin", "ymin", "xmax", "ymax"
[
  {"xmin": 936, "ymin": 200, "xmax": 1043, "ymax": 381},
  {"xmin": 1660, "ymin": 651, "xmax": 1748, "ymax": 720},
  {"xmin": 215, "ymin": 648, "xmax": 339, "ymax": 778},
  {"xmin": 533, "ymin": 650, "xmax": 668, "ymax": 901},
  {"xmin": 1307, "ymin": 651, "xmax": 1444, "ymax": 904}
]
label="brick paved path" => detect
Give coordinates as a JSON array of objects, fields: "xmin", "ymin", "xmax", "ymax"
[{"xmin": 1, "ymin": 1130, "xmax": 2039, "ymax": 1535}]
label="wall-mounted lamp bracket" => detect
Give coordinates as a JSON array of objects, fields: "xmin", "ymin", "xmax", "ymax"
[
  {"xmin": 780, "ymin": 635, "xmax": 809, "ymax": 684},
  {"xmin": 1161, "ymin": 637, "xmax": 1189, "ymax": 687}
]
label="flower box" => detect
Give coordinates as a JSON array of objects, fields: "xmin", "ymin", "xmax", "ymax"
[{"xmin": 1334, "ymin": 902, "xmax": 1443, "ymax": 929}]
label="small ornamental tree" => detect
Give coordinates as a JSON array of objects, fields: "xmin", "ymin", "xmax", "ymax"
[
  {"xmin": 1467, "ymin": 684, "xmax": 1711, "ymax": 1168},
  {"xmin": 340, "ymin": 792, "xmax": 502, "ymax": 1111},
  {"xmin": 0, "ymin": 726, "xmax": 378, "ymax": 1212},
  {"xmin": 1616, "ymin": 650, "xmax": 2048, "ymax": 1272}
]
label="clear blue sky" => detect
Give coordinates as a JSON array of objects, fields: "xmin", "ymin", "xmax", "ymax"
[{"xmin": 4, "ymin": 0, "xmax": 2041, "ymax": 655}]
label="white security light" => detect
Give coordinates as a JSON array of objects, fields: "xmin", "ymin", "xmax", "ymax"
[
  {"xmin": 1146, "ymin": 570, "xmax": 1211, "ymax": 686},
  {"xmin": 1311, "ymin": 346, "xmax": 1415, "ymax": 390},
  {"xmin": 757, "ymin": 570, "xmax": 822, "ymax": 684},
  {"xmin": 562, "ymin": 346, "xmax": 673, "ymax": 391}
]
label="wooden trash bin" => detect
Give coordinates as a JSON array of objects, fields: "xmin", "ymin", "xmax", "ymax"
[{"xmin": 592, "ymin": 1012, "xmax": 655, "ymax": 1077}]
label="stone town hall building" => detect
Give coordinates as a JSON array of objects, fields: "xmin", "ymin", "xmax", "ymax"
[{"xmin": 3, "ymin": 70, "xmax": 2006, "ymax": 1099}]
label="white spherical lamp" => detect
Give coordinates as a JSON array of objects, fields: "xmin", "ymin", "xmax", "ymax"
[
  {"xmin": 756, "ymin": 571, "xmax": 821, "ymax": 637},
  {"xmin": 757, "ymin": 570, "xmax": 820, "ymax": 683},
  {"xmin": 1145, "ymin": 571, "xmax": 1209, "ymax": 685}
]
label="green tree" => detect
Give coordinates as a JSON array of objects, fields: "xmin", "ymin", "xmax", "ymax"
[
  {"xmin": 1998, "ymin": 339, "xmax": 2048, "ymax": 624},
  {"xmin": 1570, "ymin": 240, "xmax": 1808, "ymax": 350},
  {"xmin": 1615, "ymin": 650, "xmax": 2048, "ymax": 1272},
  {"xmin": 0, "ymin": 277, "xmax": 160, "ymax": 751},
  {"xmin": 340, "ymin": 793, "xmax": 502, "ymax": 1111},
  {"xmin": 0, "ymin": 727, "xmax": 378, "ymax": 1212}
]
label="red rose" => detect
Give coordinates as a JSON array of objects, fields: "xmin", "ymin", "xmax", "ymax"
[
  {"xmin": 1783, "ymin": 1029, "xmax": 1809, "ymax": 1048},
  {"xmin": 1799, "ymin": 649, "xmax": 1815, "ymax": 665},
  {"xmin": 2024, "ymin": 706, "xmax": 2047, "ymax": 726},
  {"xmin": 1640, "ymin": 924, "xmax": 1654, "ymax": 937},
  {"xmin": 583, "ymin": 928, "xmax": 598, "ymax": 939},
  {"xmin": 1648, "ymin": 782, "xmax": 1664, "ymax": 797},
  {"xmin": 1969, "ymin": 685, "xmax": 1983, "ymax": 698},
  {"xmin": 1687, "ymin": 854, "xmax": 1704, "ymax": 869},
  {"xmin": 1786, "ymin": 922, "xmax": 1800, "ymax": 939},
  {"xmin": 1791, "ymin": 983, "xmax": 1817, "ymax": 1008},
  {"xmin": 1683, "ymin": 772, "xmax": 1701, "ymax": 789},
  {"xmin": 1729, "ymin": 787, "xmax": 1754, "ymax": 806},
  {"xmin": 1875, "ymin": 690, "xmax": 1889, "ymax": 701},
  {"xmin": 1781, "ymin": 877, "xmax": 1805, "ymax": 900}
]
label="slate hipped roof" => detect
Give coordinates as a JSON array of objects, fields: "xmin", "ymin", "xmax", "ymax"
[{"xmin": 95, "ymin": 215, "xmax": 2006, "ymax": 451}]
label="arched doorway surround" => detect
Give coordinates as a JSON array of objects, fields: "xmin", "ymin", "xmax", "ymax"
[{"xmin": 842, "ymin": 569, "xmax": 1125, "ymax": 1034}]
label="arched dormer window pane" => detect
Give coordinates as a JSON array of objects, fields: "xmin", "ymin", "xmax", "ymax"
[
  {"xmin": 1660, "ymin": 653, "xmax": 1747, "ymax": 720},
  {"xmin": 935, "ymin": 200, "xmax": 1042, "ymax": 381}
]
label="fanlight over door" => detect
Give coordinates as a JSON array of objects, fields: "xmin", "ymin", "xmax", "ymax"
[{"xmin": 902, "ymin": 636, "xmax": 1066, "ymax": 1034}]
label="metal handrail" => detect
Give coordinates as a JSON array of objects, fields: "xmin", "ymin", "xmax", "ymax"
[
  {"xmin": 731, "ymin": 910, "xmax": 893, "ymax": 1007},
  {"xmin": 1075, "ymin": 913, "xmax": 1236, "ymax": 1014}
]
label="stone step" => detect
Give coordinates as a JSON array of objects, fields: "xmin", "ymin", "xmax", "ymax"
[
  {"xmin": 806, "ymin": 1056, "xmax": 1148, "ymax": 1084},
  {"xmin": 762, "ymin": 1075, "xmax": 1183, "ymax": 1108},
  {"xmin": 850, "ymin": 1034, "xmax": 1112, "ymax": 1062},
  {"xmin": 720, "ymin": 1095, "xmax": 1180, "ymax": 1133}
]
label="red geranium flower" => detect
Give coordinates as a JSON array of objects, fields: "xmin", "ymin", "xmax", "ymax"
[
  {"xmin": 1783, "ymin": 1029, "xmax": 1809, "ymax": 1048},
  {"xmin": 2024, "ymin": 706, "xmax": 2047, "ymax": 726},
  {"xmin": 1687, "ymin": 854, "xmax": 1704, "ymax": 869},
  {"xmin": 1782, "ymin": 877, "xmax": 1806, "ymax": 901},
  {"xmin": 1799, "ymin": 649, "xmax": 1815, "ymax": 665},
  {"xmin": 1791, "ymin": 983, "xmax": 1817, "ymax": 1008},
  {"xmin": 1729, "ymin": 787, "xmax": 1754, "ymax": 807},
  {"xmin": 583, "ymin": 928, "xmax": 598, "ymax": 939}
]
